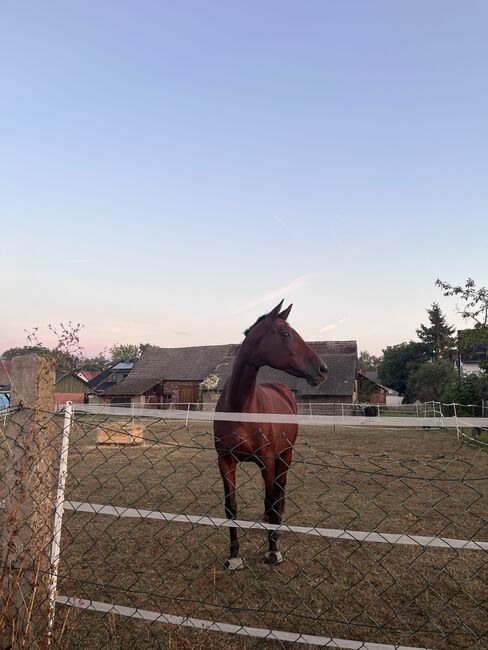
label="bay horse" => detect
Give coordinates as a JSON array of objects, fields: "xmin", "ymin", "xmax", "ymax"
[{"xmin": 214, "ymin": 300, "xmax": 328, "ymax": 570}]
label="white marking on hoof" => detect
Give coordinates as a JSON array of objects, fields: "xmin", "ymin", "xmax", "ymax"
[
  {"xmin": 264, "ymin": 551, "xmax": 283, "ymax": 565},
  {"xmin": 224, "ymin": 556, "xmax": 244, "ymax": 571}
]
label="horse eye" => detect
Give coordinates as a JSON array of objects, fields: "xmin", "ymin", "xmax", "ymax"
[{"xmin": 281, "ymin": 332, "xmax": 290, "ymax": 338}]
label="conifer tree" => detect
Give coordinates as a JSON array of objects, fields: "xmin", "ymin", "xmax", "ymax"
[{"xmin": 416, "ymin": 303, "xmax": 456, "ymax": 360}]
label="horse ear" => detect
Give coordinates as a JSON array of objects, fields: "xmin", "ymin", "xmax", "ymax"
[
  {"xmin": 278, "ymin": 303, "xmax": 292, "ymax": 321},
  {"xmin": 268, "ymin": 300, "xmax": 284, "ymax": 319}
]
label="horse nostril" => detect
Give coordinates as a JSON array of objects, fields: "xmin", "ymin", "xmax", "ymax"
[{"xmin": 319, "ymin": 364, "xmax": 328, "ymax": 377}]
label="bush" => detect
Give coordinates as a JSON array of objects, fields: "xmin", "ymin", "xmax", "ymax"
[{"xmin": 444, "ymin": 372, "xmax": 488, "ymax": 413}]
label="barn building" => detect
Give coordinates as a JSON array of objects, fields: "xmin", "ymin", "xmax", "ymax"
[
  {"xmin": 54, "ymin": 371, "xmax": 94, "ymax": 406},
  {"xmin": 105, "ymin": 341, "xmax": 358, "ymax": 407},
  {"xmin": 357, "ymin": 370, "xmax": 402, "ymax": 405},
  {"xmin": 106, "ymin": 345, "xmax": 236, "ymax": 406}
]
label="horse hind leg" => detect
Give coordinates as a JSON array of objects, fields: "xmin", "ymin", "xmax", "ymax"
[
  {"xmin": 218, "ymin": 454, "xmax": 244, "ymax": 571},
  {"xmin": 262, "ymin": 461, "xmax": 283, "ymax": 565},
  {"xmin": 263, "ymin": 453, "xmax": 292, "ymax": 565}
]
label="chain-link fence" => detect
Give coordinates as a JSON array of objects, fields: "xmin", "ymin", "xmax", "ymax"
[{"xmin": 1, "ymin": 399, "xmax": 488, "ymax": 650}]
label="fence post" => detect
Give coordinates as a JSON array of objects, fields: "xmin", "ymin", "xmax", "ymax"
[{"xmin": 0, "ymin": 355, "xmax": 57, "ymax": 649}]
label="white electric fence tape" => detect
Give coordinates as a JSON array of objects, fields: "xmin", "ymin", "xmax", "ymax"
[
  {"xmin": 63, "ymin": 500, "xmax": 488, "ymax": 551},
  {"xmin": 56, "ymin": 596, "xmax": 432, "ymax": 650}
]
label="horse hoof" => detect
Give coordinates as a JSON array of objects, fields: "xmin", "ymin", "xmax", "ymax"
[
  {"xmin": 224, "ymin": 556, "xmax": 244, "ymax": 571},
  {"xmin": 264, "ymin": 551, "xmax": 283, "ymax": 565}
]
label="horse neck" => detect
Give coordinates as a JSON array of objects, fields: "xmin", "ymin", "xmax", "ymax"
[{"xmin": 226, "ymin": 346, "xmax": 260, "ymax": 411}]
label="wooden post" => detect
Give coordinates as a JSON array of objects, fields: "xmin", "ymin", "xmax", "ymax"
[{"xmin": 1, "ymin": 355, "xmax": 56, "ymax": 649}]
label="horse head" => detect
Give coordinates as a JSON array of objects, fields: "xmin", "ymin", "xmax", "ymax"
[{"xmin": 243, "ymin": 300, "xmax": 328, "ymax": 386}]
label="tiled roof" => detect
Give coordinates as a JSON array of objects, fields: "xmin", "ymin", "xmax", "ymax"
[
  {"xmin": 78, "ymin": 370, "xmax": 102, "ymax": 382},
  {"xmin": 213, "ymin": 342, "xmax": 357, "ymax": 397},
  {"xmin": 108, "ymin": 341, "xmax": 357, "ymax": 398},
  {"xmin": 357, "ymin": 370, "xmax": 399, "ymax": 396},
  {"xmin": 107, "ymin": 344, "xmax": 238, "ymax": 396},
  {"xmin": 89, "ymin": 361, "xmax": 134, "ymax": 391}
]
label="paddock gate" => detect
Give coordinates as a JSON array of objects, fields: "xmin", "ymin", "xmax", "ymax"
[{"xmin": 1, "ymin": 368, "xmax": 488, "ymax": 648}]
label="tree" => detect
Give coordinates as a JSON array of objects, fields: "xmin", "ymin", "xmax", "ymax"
[
  {"xmin": 436, "ymin": 278, "xmax": 488, "ymax": 327},
  {"xmin": 110, "ymin": 343, "xmax": 151, "ymax": 363},
  {"xmin": 358, "ymin": 351, "xmax": 382, "ymax": 371},
  {"xmin": 416, "ymin": 302, "xmax": 456, "ymax": 360},
  {"xmin": 436, "ymin": 278, "xmax": 488, "ymax": 369},
  {"xmin": 1, "ymin": 345, "xmax": 51, "ymax": 359},
  {"xmin": 3, "ymin": 323, "xmax": 105, "ymax": 372},
  {"xmin": 2, "ymin": 324, "xmax": 84, "ymax": 370},
  {"xmin": 25, "ymin": 322, "xmax": 84, "ymax": 371},
  {"xmin": 79, "ymin": 355, "xmax": 111, "ymax": 371},
  {"xmin": 377, "ymin": 342, "xmax": 428, "ymax": 396},
  {"xmin": 406, "ymin": 360, "xmax": 456, "ymax": 403}
]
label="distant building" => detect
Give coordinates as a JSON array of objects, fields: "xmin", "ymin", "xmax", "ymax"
[
  {"xmin": 106, "ymin": 345, "xmax": 235, "ymax": 406},
  {"xmin": 209, "ymin": 341, "xmax": 358, "ymax": 405},
  {"xmin": 87, "ymin": 361, "xmax": 134, "ymax": 401},
  {"xmin": 55, "ymin": 371, "xmax": 94, "ymax": 406},
  {"xmin": 0, "ymin": 358, "xmax": 133, "ymax": 409},
  {"xmin": 0, "ymin": 359, "xmax": 12, "ymax": 392},
  {"xmin": 457, "ymin": 330, "xmax": 487, "ymax": 375},
  {"xmin": 357, "ymin": 370, "xmax": 403, "ymax": 405},
  {"xmin": 0, "ymin": 359, "xmax": 12, "ymax": 408},
  {"xmin": 105, "ymin": 341, "xmax": 359, "ymax": 407}
]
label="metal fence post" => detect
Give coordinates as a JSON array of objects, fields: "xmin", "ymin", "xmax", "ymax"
[{"xmin": 0, "ymin": 355, "xmax": 57, "ymax": 649}]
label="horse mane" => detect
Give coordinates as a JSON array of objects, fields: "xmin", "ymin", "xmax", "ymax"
[{"xmin": 243, "ymin": 314, "xmax": 267, "ymax": 337}]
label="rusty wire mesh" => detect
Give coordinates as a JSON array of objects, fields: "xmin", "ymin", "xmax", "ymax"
[{"xmin": 1, "ymin": 403, "xmax": 488, "ymax": 649}]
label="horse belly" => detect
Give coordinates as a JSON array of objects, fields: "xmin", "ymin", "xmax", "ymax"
[{"xmin": 215, "ymin": 423, "xmax": 292, "ymax": 462}]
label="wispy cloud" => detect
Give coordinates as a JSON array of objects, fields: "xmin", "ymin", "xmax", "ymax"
[
  {"xmin": 232, "ymin": 275, "xmax": 311, "ymax": 314},
  {"xmin": 273, "ymin": 215, "xmax": 295, "ymax": 234},
  {"xmin": 319, "ymin": 317, "xmax": 348, "ymax": 333}
]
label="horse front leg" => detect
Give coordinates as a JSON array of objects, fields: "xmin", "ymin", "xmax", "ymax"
[{"xmin": 218, "ymin": 453, "xmax": 243, "ymax": 571}]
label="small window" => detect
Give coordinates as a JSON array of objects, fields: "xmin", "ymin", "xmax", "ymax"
[{"xmin": 162, "ymin": 393, "xmax": 172, "ymax": 403}]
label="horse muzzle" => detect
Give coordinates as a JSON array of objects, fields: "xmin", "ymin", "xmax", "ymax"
[{"xmin": 306, "ymin": 362, "xmax": 328, "ymax": 386}]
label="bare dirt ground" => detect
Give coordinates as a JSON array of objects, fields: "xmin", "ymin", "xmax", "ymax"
[{"xmin": 2, "ymin": 414, "xmax": 488, "ymax": 649}]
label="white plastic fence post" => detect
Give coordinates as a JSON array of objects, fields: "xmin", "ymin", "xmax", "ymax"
[
  {"xmin": 453, "ymin": 402, "xmax": 460, "ymax": 441},
  {"xmin": 47, "ymin": 401, "xmax": 73, "ymax": 643},
  {"xmin": 185, "ymin": 403, "xmax": 190, "ymax": 427}
]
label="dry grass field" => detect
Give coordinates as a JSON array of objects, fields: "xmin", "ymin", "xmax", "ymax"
[{"xmin": 2, "ymin": 413, "xmax": 488, "ymax": 649}]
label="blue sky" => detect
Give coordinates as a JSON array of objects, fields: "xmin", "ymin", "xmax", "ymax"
[{"xmin": 1, "ymin": 1, "xmax": 487, "ymax": 356}]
